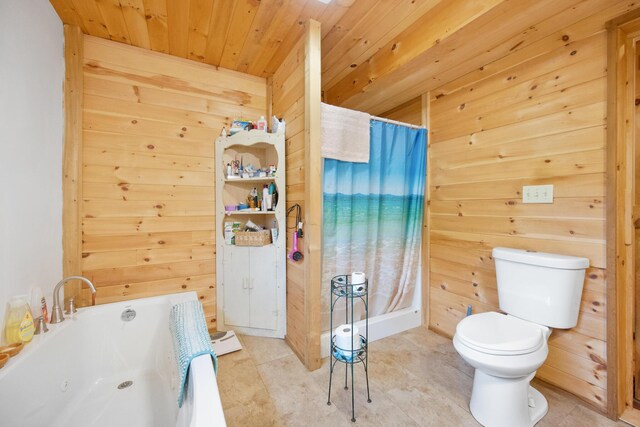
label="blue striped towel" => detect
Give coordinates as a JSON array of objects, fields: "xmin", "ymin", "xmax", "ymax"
[{"xmin": 170, "ymin": 300, "xmax": 218, "ymax": 407}]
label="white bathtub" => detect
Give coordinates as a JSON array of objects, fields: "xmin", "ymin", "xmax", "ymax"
[{"xmin": 0, "ymin": 292, "xmax": 225, "ymax": 427}]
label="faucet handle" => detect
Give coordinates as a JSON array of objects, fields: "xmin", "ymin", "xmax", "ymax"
[
  {"xmin": 34, "ymin": 316, "xmax": 49, "ymax": 334},
  {"xmin": 64, "ymin": 297, "xmax": 77, "ymax": 315}
]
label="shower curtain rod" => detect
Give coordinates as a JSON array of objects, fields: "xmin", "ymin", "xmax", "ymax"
[{"xmin": 370, "ymin": 115, "xmax": 426, "ymax": 130}]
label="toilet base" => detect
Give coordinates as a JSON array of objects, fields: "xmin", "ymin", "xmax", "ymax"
[{"xmin": 469, "ymin": 370, "xmax": 548, "ymax": 427}]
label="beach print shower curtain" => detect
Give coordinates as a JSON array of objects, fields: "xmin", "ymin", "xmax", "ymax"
[{"xmin": 322, "ymin": 120, "xmax": 427, "ymax": 331}]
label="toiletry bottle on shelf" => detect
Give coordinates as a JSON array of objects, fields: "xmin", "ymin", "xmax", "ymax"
[
  {"xmin": 252, "ymin": 187, "xmax": 258, "ymax": 208},
  {"xmin": 268, "ymin": 183, "xmax": 275, "ymax": 211},
  {"xmin": 5, "ymin": 296, "xmax": 35, "ymax": 344},
  {"xmin": 257, "ymin": 116, "xmax": 267, "ymax": 132},
  {"xmin": 262, "ymin": 185, "xmax": 269, "ymax": 212}
]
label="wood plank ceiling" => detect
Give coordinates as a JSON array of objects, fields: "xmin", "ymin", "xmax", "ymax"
[
  {"xmin": 50, "ymin": 0, "xmax": 636, "ymax": 115},
  {"xmin": 49, "ymin": 0, "xmax": 358, "ymax": 78}
]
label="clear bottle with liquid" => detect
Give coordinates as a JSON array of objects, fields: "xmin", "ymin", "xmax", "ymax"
[{"xmin": 5, "ymin": 296, "xmax": 35, "ymax": 344}]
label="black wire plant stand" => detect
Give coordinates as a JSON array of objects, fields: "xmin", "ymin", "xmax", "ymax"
[{"xmin": 327, "ymin": 274, "xmax": 371, "ymax": 422}]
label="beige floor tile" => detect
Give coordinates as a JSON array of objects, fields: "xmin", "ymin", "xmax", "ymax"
[
  {"xmin": 240, "ymin": 334, "xmax": 293, "ymax": 366},
  {"xmin": 363, "ymin": 335, "xmax": 425, "ymax": 391},
  {"xmin": 398, "ymin": 328, "xmax": 475, "ymax": 378},
  {"xmin": 224, "ymin": 399, "xmax": 283, "ymax": 427},
  {"xmin": 215, "ymin": 326, "xmax": 619, "ymax": 427},
  {"xmin": 218, "ymin": 342, "xmax": 251, "ymax": 364},
  {"xmin": 328, "ymin": 385, "xmax": 418, "ymax": 426},
  {"xmin": 388, "ymin": 346, "xmax": 473, "ymax": 411},
  {"xmin": 400, "ymin": 325, "xmax": 452, "ymax": 349},
  {"xmin": 385, "ymin": 382, "xmax": 478, "ymax": 426},
  {"xmin": 257, "ymin": 354, "xmax": 350, "ymax": 424},
  {"xmin": 311, "ymin": 357, "xmax": 417, "ymax": 426},
  {"xmin": 217, "ymin": 351, "xmax": 270, "ymax": 410},
  {"xmin": 558, "ymin": 405, "xmax": 627, "ymax": 427},
  {"xmin": 280, "ymin": 411, "xmax": 353, "ymax": 427}
]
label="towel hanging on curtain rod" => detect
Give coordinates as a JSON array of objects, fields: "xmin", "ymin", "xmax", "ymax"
[
  {"xmin": 321, "ymin": 102, "xmax": 370, "ymax": 163},
  {"xmin": 370, "ymin": 115, "xmax": 426, "ymax": 130}
]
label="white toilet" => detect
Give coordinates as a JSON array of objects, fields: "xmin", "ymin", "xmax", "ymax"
[{"xmin": 453, "ymin": 247, "xmax": 589, "ymax": 427}]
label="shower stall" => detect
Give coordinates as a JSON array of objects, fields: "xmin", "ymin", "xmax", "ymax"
[{"xmin": 319, "ymin": 116, "xmax": 427, "ymax": 357}]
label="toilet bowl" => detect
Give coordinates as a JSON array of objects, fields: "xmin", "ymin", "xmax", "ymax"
[
  {"xmin": 452, "ymin": 248, "xmax": 589, "ymax": 427},
  {"xmin": 453, "ymin": 312, "xmax": 551, "ymax": 427}
]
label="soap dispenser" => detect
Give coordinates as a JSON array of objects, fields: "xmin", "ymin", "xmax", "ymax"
[{"xmin": 4, "ymin": 296, "xmax": 35, "ymax": 344}]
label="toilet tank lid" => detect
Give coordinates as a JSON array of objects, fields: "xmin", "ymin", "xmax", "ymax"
[{"xmin": 492, "ymin": 247, "xmax": 589, "ymax": 270}]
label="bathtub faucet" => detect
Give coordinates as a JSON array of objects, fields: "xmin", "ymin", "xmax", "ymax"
[{"xmin": 50, "ymin": 276, "xmax": 97, "ymax": 324}]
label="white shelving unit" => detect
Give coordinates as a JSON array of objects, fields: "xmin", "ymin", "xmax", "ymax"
[{"xmin": 215, "ymin": 130, "xmax": 286, "ymax": 338}]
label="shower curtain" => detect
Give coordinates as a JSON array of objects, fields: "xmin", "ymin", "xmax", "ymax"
[{"xmin": 321, "ymin": 120, "xmax": 427, "ymax": 331}]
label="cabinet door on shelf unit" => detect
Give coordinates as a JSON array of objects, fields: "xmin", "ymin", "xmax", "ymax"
[
  {"xmin": 249, "ymin": 246, "xmax": 278, "ymax": 330},
  {"xmin": 222, "ymin": 246, "xmax": 251, "ymax": 328}
]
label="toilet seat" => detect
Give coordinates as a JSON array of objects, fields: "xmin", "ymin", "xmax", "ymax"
[{"xmin": 456, "ymin": 312, "xmax": 544, "ymax": 356}]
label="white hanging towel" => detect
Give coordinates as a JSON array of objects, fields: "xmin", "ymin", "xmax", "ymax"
[{"xmin": 320, "ymin": 102, "xmax": 370, "ymax": 163}]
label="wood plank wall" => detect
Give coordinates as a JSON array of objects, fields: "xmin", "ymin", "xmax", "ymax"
[
  {"xmin": 272, "ymin": 30, "xmax": 307, "ymax": 363},
  {"xmin": 423, "ymin": 5, "xmax": 624, "ymax": 412},
  {"xmin": 78, "ymin": 35, "xmax": 266, "ymax": 328},
  {"xmin": 62, "ymin": 25, "xmax": 84, "ymax": 302},
  {"xmin": 379, "ymin": 96, "xmax": 422, "ymax": 127},
  {"xmin": 271, "ymin": 21, "xmax": 323, "ymax": 369},
  {"xmin": 304, "ymin": 20, "xmax": 323, "ymax": 371}
]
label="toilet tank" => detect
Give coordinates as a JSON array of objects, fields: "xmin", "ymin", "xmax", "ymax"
[{"xmin": 492, "ymin": 247, "xmax": 589, "ymax": 329}]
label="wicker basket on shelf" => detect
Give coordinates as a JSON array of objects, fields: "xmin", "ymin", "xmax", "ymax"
[{"xmin": 235, "ymin": 230, "xmax": 272, "ymax": 246}]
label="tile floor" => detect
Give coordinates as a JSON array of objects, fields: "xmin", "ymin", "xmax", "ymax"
[{"xmin": 216, "ymin": 327, "xmax": 627, "ymax": 426}]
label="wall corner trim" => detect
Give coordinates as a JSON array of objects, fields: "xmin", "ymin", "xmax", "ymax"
[
  {"xmin": 62, "ymin": 24, "xmax": 84, "ymax": 303},
  {"xmin": 303, "ymin": 19, "xmax": 323, "ymax": 371}
]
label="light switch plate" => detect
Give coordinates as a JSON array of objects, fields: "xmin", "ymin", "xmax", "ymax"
[{"xmin": 522, "ymin": 185, "xmax": 553, "ymax": 204}]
